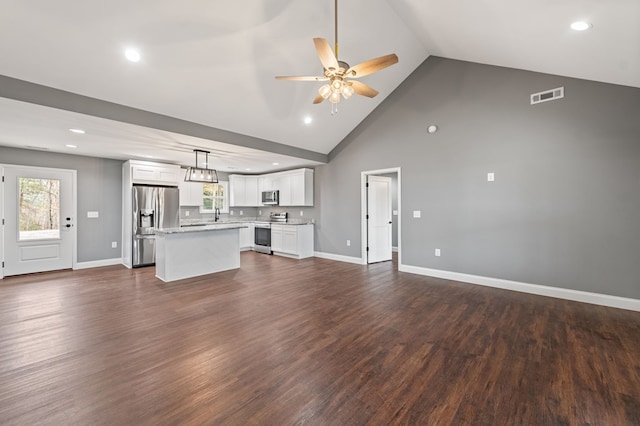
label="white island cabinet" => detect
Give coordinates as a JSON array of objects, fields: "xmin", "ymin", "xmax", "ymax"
[{"xmin": 155, "ymin": 224, "xmax": 246, "ymax": 282}]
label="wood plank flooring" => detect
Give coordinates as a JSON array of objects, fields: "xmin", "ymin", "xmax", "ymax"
[{"xmin": 1, "ymin": 252, "xmax": 639, "ymax": 425}]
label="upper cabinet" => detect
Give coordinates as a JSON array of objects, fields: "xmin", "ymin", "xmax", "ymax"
[
  {"xmin": 127, "ymin": 160, "xmax": 181, "ymax": 186},
  {"xmin": 229, "ymin": 175, "xmax": 260, "ymax": 207},
  {"xmin": 287, "ymin": 169, "xmax": 314, "ymax": 206},
  {"xmin": 231, "ymin": 168, "xmax": 314, "ymax": 207},
  {"xmin": 178, "ymin": 179, "xmax": 203, "ymax": 206}
]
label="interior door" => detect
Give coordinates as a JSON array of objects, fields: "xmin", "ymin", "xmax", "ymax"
[
  {"xmin": 367, "ymin": 175, "xmax": 392, "ymax": 263},
  {"xmin": 2, "ymin": 166, "xmax": 75, "ymax": 276}
]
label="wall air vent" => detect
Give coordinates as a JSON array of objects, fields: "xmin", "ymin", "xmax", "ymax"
[{"xmin": 530, "ymin": 87, "xmax": 564, "ymax": 105}]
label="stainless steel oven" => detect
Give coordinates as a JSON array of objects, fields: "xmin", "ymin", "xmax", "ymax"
[{"xmin": 254, "ymin": 223, "xmax": 272, "ymax": 254}]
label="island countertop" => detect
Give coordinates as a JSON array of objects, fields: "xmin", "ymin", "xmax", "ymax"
[{"xmin": 155, "ymin": 223, "xmax": 248, "ymax": 235}]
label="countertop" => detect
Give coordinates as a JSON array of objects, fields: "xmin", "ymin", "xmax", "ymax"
[
  {"xmin": 179, "ymin": 218, "xmax": 314, "ymax": 227},
  {"xmin": 156, "ymin": 223, "xmax": 248, "ymax": 235}
]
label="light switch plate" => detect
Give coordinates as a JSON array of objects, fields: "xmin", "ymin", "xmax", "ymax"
[
  {"xmin": 111, "ymin": 241, "xmax": 117, "ymax": 248},
  {"xmin": 300, "ymin": 211, "xmax": 304, "ymax": 216},
  {"xmin": 393, "ymin": 210, "xmax": 398, "ymax": 216},
  {"xmin": 87, "ymin": 211, "xmax": 99, "ymax": 218},
  {"xmin": 487, "ymin": 172, "xmax": 495, "ymax": 182},
  {"xmin": 185, "ymin": 211, "xmax": 190, "ymax": 217},
  {"xmin": 435, "ymin": 248, "xmax": 441, "ymax": 256},
  {"xmin": 413, "ymin": 210, "xmax": 421, "ymax": 218}
]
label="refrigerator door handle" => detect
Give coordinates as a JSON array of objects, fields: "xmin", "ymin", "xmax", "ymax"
[{"xmin": 135, "ymin": 234, "xmax": 156, "ymax": 240}]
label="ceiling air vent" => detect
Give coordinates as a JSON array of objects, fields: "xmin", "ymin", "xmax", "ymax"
[{"xmin": 530, "ymin": 87, "xmax": 564, "ymax": 105}]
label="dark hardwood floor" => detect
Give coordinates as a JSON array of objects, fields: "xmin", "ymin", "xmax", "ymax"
[{"xmin": 1, "ymin": 252, "xmax": 639, "ymax": 425}]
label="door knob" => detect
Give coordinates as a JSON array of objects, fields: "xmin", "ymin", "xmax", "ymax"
[
  {"xmin": 66, "ymin": 217, "xmax": 71, "ymax": 221},
  {"xmin": 65, "ymin": 224, "xmax": 72, "ymax": 228},
  {"xmin": 388, "ymin": 221, "xmax": 392, "ymax": 224}
]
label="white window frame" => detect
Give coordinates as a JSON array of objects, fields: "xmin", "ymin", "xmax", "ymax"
[{"xmin": 199, "ymin": 181, "xmax": 229, "ymax": 214}]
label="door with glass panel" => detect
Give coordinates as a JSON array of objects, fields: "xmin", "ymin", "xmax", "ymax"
[{"xmin": 2, "ymin": 166, "xmax": 75, "ymax": 276}]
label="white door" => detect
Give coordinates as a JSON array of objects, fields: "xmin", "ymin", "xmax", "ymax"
[
  {"xmin": 2, "ymin": 166, "xmax": 75, "ymax": 276},
  {"xmin": 367, "ymin": 175, "xmax": 392, "ymax": 263}
]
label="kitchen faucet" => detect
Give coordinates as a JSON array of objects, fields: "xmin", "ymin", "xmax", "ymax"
[{"xmin": 214, "ymin": 207, "xmax": 220, "ymax": 222}]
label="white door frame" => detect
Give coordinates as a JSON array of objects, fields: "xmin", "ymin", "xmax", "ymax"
[
  {"xmin": 361, "ymin": 167, "xmax": 401, "ymax": 266},
  {"xmin": 1, "ymin": 164, "xmax": 78, "ymax": 279}
]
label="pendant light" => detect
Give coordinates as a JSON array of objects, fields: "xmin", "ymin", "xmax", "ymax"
[{"xmin": 184, "ymin": 149, "xmax": 218, "ymax": 183}]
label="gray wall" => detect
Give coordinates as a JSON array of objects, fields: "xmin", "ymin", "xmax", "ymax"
[
  {"xmin": 315, "ymin": 57, "xmax": 640, "ymax": 299},
  {"xmin": 0, "ymin": 146, "xmax": 122, "ymax": 263}
]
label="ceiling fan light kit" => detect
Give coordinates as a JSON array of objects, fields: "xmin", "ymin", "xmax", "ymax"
[{"xmin": 275, "ymin": 0, "xmax": 398, "ymax": 114}]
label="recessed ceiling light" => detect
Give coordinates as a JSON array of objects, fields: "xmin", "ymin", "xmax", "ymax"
[
  {"xmin": 303, "ymin": 116, "xmax": 313, "ymax": 125},
  {"xmin": 125, "ymin": 48, "xmax": 141, "ymax": 62},
  {"xmin": 570, "ymin": 21, "xmax": 592, "ymax": 31},
  {"xmin": 272, "ymin": 162, "xmax": 279, "ymax": 166},
  {"xmin": 65, "ymin": 144, "xmax": 77, "ymax": 148},
  {"xmin": 69, "ymin": 128, "xmax": 85, "ymax": 134}
]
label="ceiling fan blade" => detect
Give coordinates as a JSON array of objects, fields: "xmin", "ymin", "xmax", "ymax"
[
  {"xmin": 275, "ymin": 75, "xmax": 328, "ymax": 81},
  {"xmin": 346, "ymin": 53, "xmax": 399, "ymax": 78},
  {"xmin": 313, "ymin": 38, "xmax": 339, "ymax": 71},
  {"xmin": 313, "ymin": 93, "xmax": 326, "ymax": 104},
  {"xmin": 350, "ymin": 80, "xmax": 379, "ymax": 98}
]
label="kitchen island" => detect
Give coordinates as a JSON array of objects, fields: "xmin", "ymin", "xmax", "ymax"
[{"xmin": 154, "ymin": 223, "xmax": 247, "ymax": 282}]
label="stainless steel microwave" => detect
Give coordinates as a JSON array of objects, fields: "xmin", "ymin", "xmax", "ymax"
[{"xmin": 261, "ymin": 190, "xmax": 279, "ymax": 205}]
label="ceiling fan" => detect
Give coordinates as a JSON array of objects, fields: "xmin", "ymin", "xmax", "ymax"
[{"xmin": 275, "ymin": 0, "xmax": 399, "ymax": 113}]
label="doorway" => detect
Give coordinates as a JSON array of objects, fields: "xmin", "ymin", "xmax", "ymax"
[
  {"xmin": 361, "ymin": 168, "xmax": 401, "ymax": 265},
  {"xmin": 1, "ymin": 165, "xmax": 77, "ymax": 278}
]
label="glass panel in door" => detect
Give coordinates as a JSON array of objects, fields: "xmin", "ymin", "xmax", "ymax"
[{"xmin": 19, "ymin": 177, "xmax": 61, "ymax": 241}]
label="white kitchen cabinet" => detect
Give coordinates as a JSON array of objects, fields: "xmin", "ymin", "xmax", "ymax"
[
  {"xmin": 244, "ymin": 176, "xmax": 259, "ymax": 206},
  {"xmin": 270, "ymin": 224, "xmax": 314, "ymax": 259},
  {"xmin": 239, "ymin": 223, "xmax": 254, "ymax": 250},
  {"xmin": 259, "ymin": 175, "xmax": 276, "ymax": 192},
  {"xmin": 275, "ymin": 173, "xmax": 292, "ymax": 206},
  {"xmin": 258, "ymin": 168, "xmax": 314, "ymax": 206},
  {"xmin": 289, "ymin": 169, "xmax": 313, "ymax": 206},
  {"xmin": 229, "ymin": 175, "xmax": 245, "ymax": 207},
  {"xmin": 230, "ymin": 175, "xmax": 260, "ymax": 207},
  {"xmin": 130, "ymin": 161, "xmax": 181, "ymax": 186},
  {"xmin": 178, "ymin": 180, "xmax": 203, "ymax": 206}
]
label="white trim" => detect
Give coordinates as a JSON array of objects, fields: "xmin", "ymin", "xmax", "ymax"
[
  {"xmin": 74, "ymin": 258, "xmax": 123, "ymax": 270},
  {"xmin": 392, "ymin": 246, "xmax": 398, "ymax": 253},
  {"xmin": 314, "ymin": 251, "xmax": 364, "ymax": 265},
  {"xmin": 399, "ymin": 263, "xmax": 640, "ymax": 312}
]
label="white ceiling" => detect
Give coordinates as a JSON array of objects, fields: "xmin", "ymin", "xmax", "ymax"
[{"xmin": 0, "ymin": 0, "xmax": 637, "ymax": 170}]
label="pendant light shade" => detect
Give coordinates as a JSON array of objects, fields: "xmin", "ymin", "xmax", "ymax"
[{"xmin": 185, "ymin": 149, "xmax": 218, "ymax": 183}]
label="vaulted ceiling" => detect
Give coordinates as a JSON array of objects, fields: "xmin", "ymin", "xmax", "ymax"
[{"xmin": 0, "ymin": 0, "xmax": 637, "ymax": 172}]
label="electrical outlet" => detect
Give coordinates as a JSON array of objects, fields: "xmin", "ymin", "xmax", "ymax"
[
  {"xmin": 347, "ymin": 240, "xmax": 351, "ymax": 246},
  {"xmin": 87, "ymin": 211, "xmax": 99, "ymax": 218},
  {"xmin": 300, "ymin": 211, "xmax": 304, "ymax": 216},
  {"xmin": 112, "ymin": 241, "xmax": 117, "ymax": 249},
  {"xmin": 487, "ymin": 172, "xmax": 495, "ymax": 182},
  {"xmin": 240, "ymin": 210, "xmax": 243, "ymax": 216},
  {"xmin": 258, "ymin": 210, "xmax": 262, "ymax": 215},
  {"xmin": 230, "ymin": 210, "xmax": 234, "ymax": 215},
  {"xmin": 413, "ymin": 210, "xmax": 421, "ymax": 218},
  {"xmin": 435, "ymin": 248, "xmax": 441, "ymax": 257},
  {"xmin": 393, "ymin": 210, "xmax": 398, "ymax": 216},
  {"xmin": 185, "ymin": 211, "xmax": 190, "ymax": 217}
]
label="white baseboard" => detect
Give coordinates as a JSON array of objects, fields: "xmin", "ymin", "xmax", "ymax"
[
  {"xmin": 399, "ymin": 264, "xmax": 640, "ymax": 312},
  {"xmin": 74, "ymin": 258, "xmax": 123, "ymax": 270},
  {"xmin": 314, "ymin": 251, "xmax": 364, "ymax": 265},
  {"xmin": 392, "ymin": 246, "xmax": 398, "ymax": 253}
]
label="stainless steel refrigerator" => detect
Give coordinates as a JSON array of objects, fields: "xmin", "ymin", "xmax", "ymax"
[{"xmin": 132, "ymin": 185, "xmax": 180, "ymax": 267}]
